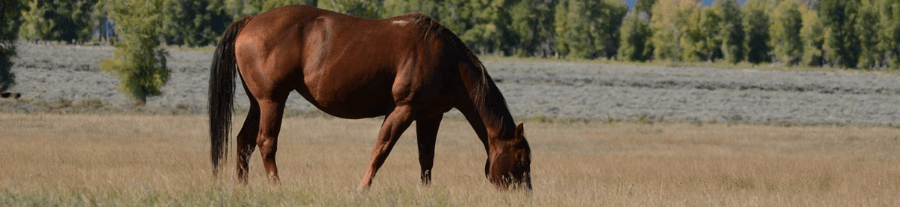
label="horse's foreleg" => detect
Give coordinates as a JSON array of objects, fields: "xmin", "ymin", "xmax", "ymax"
[
  {"xmin": 257, "ymin": 98, "xmax": 286, "ymax": 184},
  {"xmin": 236, "ymin": 100, "xmax": 260, "ymax": 183},
  {"xmin": 359, "ymin": 105, "xmax": 415, "ymax": 190},
  {"xmin": 415, "ymin": 114, "xmax": 442, "ymax": 185}
]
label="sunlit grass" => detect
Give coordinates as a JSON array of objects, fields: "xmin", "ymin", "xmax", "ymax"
[{"xmin": 1, "ymin": 113, "xmax": 898, "ymax": 206}]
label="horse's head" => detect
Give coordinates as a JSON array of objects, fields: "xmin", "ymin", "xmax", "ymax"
[{"xmin": 486, "ymin": 123, "xmax": 532, "ymax": 190}]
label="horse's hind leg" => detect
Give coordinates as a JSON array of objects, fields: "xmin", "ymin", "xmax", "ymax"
[
  {"xmin": 236, "ymin": 90, "xmax": 260, "ymax": 183},
  {"xmin": 416, "ymin": 114, "xmax": 442, "ymax": 185},
  {"xmin": 359, "ymin": 105, "xmax": 416, "ymax": 190},
  {"xmin": 256, "ymin": 96, "xmax": 287, "ymax": 184}
]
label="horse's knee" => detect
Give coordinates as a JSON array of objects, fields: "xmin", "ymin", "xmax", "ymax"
[{"xmin": 257, "ymin": 137, "xmax": 277, "ymax": 157}]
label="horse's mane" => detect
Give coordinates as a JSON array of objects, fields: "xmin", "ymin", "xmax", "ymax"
[
  {"xmin": 395, "ymin": 14, "xmax": 483, "ymax": 67},
  {"xmin": 401, "ymin": 13, "xmax": 513, "ymax": 133}
]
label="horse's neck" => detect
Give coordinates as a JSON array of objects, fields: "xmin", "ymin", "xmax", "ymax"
[
  {"xmin": 465, "ymin": 78, "xmax": 517, "ymax": 142},
  {"xmin": 453, "ymin": 48, "xmax": 516, "ymax": 144}
]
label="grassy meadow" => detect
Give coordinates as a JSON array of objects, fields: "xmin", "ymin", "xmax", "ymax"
[{"xmin": 1, "ymin": 113, "xmax": 899, "ymax": 206}]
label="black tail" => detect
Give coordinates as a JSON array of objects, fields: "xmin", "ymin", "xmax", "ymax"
[{"xmin": 209, "ymin": 16, "xmax": 253, "ymax": 176}]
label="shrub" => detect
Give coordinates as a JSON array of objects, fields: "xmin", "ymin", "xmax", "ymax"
[{"xmin": 99, "ymin": 0, "xmax": 170, "ymax": 104}]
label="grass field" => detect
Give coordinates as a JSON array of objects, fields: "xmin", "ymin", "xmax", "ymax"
[{"xmin": 1, "ymin": 113, "xmax": 898, "ymax": 206}]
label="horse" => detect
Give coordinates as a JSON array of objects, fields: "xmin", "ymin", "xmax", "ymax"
[{"xmin": 208, "ymin": 5, "xmax": 531, "ymax": 190}]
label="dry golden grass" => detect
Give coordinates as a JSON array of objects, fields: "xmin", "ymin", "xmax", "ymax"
[{"xmin": 1, "ymin": 113, "xmax": 899, "ymax": 206}]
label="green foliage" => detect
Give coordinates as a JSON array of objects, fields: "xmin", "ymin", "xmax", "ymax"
[
  {"xmin": 382, "ymin": 0, "xmax": 439, "ymax": 18},
  {"xmin": 770, "ymin": 0, "xmax": 803, "ymax": 66},
  {"xmin": 69, "ymin": 0, "xmax": 98, "ymax": 43},
  {"xmin": 317, "ymin": 0, "xmax": 380, "ymax": 18},
  {"xmin": 0, "ymin": 0, "xmax": 20, "ymax": 92},
  {"xmin": 509, "ymin": 0, "xmax": 538, "ymax": 57},
  {"xmin": 714, "ymin": 0, "xmax": 744, "ymax": 64},
  {"xmin": 650, "ymin": 0, "xmax": 697, "ymax": 61},
  {"xmin": 634, "ymin": 0, "xmax": 656, "ymax": 17},
  {"xmin": 262, "ymin": 0, "xmax": 305, "ymax": 11},
  {"xmin": 553, "ymin": 0, "xmax": 571, "ymax": 57},
  {"xmin": 224, "ymin": 0, "xmax": 312, "ymax": 20},
  {"xmin": 618, "ymin": 13, "xmax": 653, "ymax": 62},
  {"xmin": 457, "ymin": 0, "xmax": 514, "ymax": 56},
  {"xmin": 0, "ymin": 0, "xmax": 19, "ymax": 41},
  {"xmin": 554, "ymin": 0, "xmax": 627, "ymax": 59},
  {"xmin": 819, "ymin": 0, "xmax": 860, "ymax": 68},
  {"xmin": 597, "ymin": 0, "xmax": 628, "ymax": 59},
  {"xmin": 18, "ymin": 0, "xmax": 96, "ymax": 43},
  {"xmin": 508, "ymin": 0, "xmax": 556, "ymax": 57},
  {"xmin": 18, "ymin": 0, "xmax": 53, "ymax": 42},
  {"xmin": 99, "ymin": 0, "xmax": 170, "ymax": 103},
  {"xmin": 682, "ymin": 7, "xmax": 722, "ymax": 62},
  {"xmin": 435, "ymin": 0, "xmax": 468, "ymax": 37},
  {"xmin": 223, "ymin": 0, "xmax": 245, "ymax": 20},
  {"xmin": 742, "ymin": 0, "xmax": 770, "ymax": 64},
  {"xmin": 9, "ymin": 0, "xmax": 897, "ymax": 70},
  {"xmin": 225, "ymin": 0, "xmax": 261, "ymax": 18},
  {"xmin": 856, "ymin": 0, "xmax": 880, "ymax": 69},
  {"xmin": 878, "ymin": 0, "xmax": 900, "ymax": 69},
  {"xmin": 619, "ymin": 0, "xmax": 656, "ymax": 62},
  {"xmin": 161, "ymin": 0, "xmax": 314, "ymax": 46},
  {"xmin": 161, "ymin": 0, "xmax": 231, "ymax": 46},
  {"xmin": 554, "ymin": 0, "xmax": 591, "ymax": 58},
  {"xmin": 800, "ymin": 6, "xmax": 825, "ymax": 67}
]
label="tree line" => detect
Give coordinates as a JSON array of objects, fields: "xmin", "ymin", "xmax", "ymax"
[
  {"xmin": 1, "ymin": 0, "xmax": 899, "ymax": 100},
  {"xmin": 8, "ymin": 0, "xmax": 900, "ymax": 69}
]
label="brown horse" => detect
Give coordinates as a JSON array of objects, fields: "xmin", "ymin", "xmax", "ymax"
[{"xmin": 209, "ymin": 5, "xmax": 531, "ymax": 190}]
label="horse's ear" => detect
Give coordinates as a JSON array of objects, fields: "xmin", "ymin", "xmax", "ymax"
[{"xmin": 515, "ymin": 123, "xmax": 525, "ymax": 140}]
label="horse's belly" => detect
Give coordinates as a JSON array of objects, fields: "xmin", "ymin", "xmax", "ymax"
[
  {"xmin": 300, "ymin": 75, "xmax": 395, "ymax": 119},
  {"xmin": 311, "ymin": 96, "xmax": 394, "ymax": 119}
]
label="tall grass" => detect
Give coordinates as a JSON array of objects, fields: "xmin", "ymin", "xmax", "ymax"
[{"xmin": 1, "ymin": 113, "xmax": 898, "ymax": 206}]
